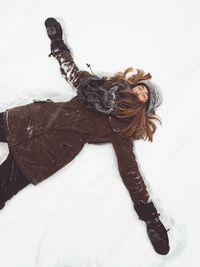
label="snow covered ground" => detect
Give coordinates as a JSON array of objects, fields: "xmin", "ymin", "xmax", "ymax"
[{"xmin": 0, "ymin": 0, "xmax": 200, "ymax": 266}]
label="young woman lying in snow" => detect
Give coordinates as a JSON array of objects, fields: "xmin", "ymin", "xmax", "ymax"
[{"xmin": 0, "ymin": 17, "xmax": 169, "ymax": 255}]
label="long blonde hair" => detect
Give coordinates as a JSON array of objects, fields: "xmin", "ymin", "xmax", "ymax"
[{"xmin": 109, "ymin": 68, "xmax": 162, "ymax": 142}]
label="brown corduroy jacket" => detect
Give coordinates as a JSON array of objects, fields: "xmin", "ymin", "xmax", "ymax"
[{"xmin": 2, "ymin": 52, "xmax": 149, "ymax": 204}]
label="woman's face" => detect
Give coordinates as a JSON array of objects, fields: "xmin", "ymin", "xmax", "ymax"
[{"xmin": 131, "ymin": 85, "xmax": 149, "ymax": 103}]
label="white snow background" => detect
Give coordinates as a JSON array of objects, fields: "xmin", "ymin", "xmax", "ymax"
[{"xmin": 0, "ymin": 0, "xmax": 199, "ymax": 266}]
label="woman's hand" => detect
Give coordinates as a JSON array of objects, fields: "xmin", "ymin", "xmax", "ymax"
[{"xmin": 44, "ymin": 17, "xmax": 69, "ymax": 56}]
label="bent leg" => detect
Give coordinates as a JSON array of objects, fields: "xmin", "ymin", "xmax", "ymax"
[{"xmin": 0, "ymin": 153, "xmax": 30, "ymax": 209}]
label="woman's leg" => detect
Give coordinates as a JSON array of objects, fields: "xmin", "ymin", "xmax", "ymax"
[
  {"xmin": 0, "ymin": 112, "xmax": 7, "ymax": 142},
  {"xmin": 0, "ymin": 153, "xmax": 30, "ymax": 209}
]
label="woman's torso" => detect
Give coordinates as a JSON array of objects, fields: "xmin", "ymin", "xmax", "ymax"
[{"xmin": 3, "ymin": 96, "xmax": 131, "ymax": 184}]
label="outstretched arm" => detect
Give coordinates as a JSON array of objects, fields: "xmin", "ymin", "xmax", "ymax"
[
  {"xmin": 112, "ymin": 135, "xmax": 150, "ymax": 204},
  {"xmin": 45, "ymin": 18, "xmax": 117, "ymax": 116},
  {"xmin": 112, "ymin": 135, "xmax": 170, "ymax": 255},
  {"xmin": 55, "ymin": 50, "xmax": 92, "ymax": 88},
  {"xmin": 45, "ymin": 17, "xmax": 92, "ymax": 89}
]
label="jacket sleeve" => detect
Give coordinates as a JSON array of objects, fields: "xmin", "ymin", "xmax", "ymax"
[
  {"xmin": 112, "ymin": 135, "xmax": 150, "ymax": 204},
  {"xmin": 54, "ymin": 50, "xmax": 93, "ymax": 89},
  {"xmin": 55, "ymin": 50, "xmax": 118, "ymax": 116}
]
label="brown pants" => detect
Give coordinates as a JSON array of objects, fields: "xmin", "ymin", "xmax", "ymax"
[{"xmin": 0, "ymin": 113, "xmax": 30, "ymax": 208}]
